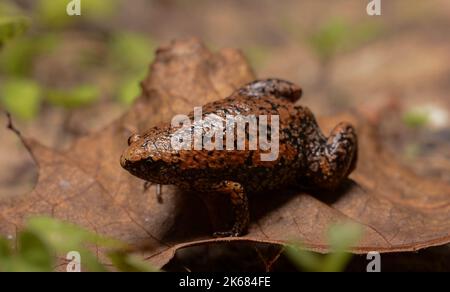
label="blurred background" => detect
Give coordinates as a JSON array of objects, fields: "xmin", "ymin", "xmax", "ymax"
[{"xmin": 0, "ymin": 0, "xmax": 449, "ymax": 225}]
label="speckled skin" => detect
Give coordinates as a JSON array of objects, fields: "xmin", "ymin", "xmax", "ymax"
[{"xmin": 120, "ymin": 79, "xmax": 358, "ymax": 237}]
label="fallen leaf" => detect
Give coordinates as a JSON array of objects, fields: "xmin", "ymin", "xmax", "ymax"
[{"xmin": 1, "ymin": 38, "xmax": 450, "ymax": 270}]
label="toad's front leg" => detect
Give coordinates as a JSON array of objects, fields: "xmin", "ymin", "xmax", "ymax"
[{"xmin": 197, "ymin": 180, "xmax": 250, "ymax": 237}]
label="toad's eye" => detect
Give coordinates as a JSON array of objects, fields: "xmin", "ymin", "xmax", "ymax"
[{"xmin": 128, "ymin": 134, "xmax": 142, "ymax": 146}]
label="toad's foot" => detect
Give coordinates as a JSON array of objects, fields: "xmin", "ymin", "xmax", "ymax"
[
  {"xmin": 197, "ymin": 180, "xmax": 250, "ymax": 237},
  {"xmin": 308, "ymin": 122, "xmax": 358, "ymax": 190}
]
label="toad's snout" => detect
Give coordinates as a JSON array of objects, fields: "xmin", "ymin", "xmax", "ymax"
[
  {"xmin": 120, "ymin": 146, "xmax": 147, "ymax": 168},
  {"xmin": 120, "ymin": 153, "xmax": 128, "ymax": 169}
]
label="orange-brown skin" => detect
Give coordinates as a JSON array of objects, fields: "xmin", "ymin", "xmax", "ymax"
[{"xmin": 120, "ymin": 79, "xmax": 358, "ymax": 237}]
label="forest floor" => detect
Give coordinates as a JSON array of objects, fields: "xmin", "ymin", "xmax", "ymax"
[{"xmin": 0, "ymin": 0, "xmax": 449, "ymax": 271}]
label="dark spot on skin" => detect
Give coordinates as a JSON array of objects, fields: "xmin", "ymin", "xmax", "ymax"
[{"xmin": 245, "ymin": 153, "xmax": 253, "ymax": 166}]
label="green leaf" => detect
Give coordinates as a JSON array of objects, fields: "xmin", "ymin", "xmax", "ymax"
[
  {"xmin": 0, "ymin": 237, "xmax": 12, "ymax": 260},
  {"xmin": 328, "ymin": 222, "xmax": 363, "ymax": 251},
  {"xmin": 27, "ymin": 217, "xmax": 124, "ymax": 272},
  {"xmin": 284, "ymin": 244, "xmax": 323, "ymax": 272},
  {"xmin": 0, "ymin": 16, "xmax": 29, "ymax": 47},
  {"xmin": 46, "ymin": 85, "xmax": 99, "ymax": 109},
  {"xmin": 110, "ymin": 32, "xmax": 156, "ymax": 72},
  {"xmin": 0, "ymin": 34, "xmax": 59, "ymax": 76},
  {"xmin": 321, "ymin": 222, "xmax": 363, "ymax": 272},
  {"xmin": 0, "ymin": 217, "xmax": 137, "ymax": 272},
  {"xmin": 403, "ymin": 110, "xmax": 429, "ymax": 129},
  {"xmin": 285, "ymin": 222, "xmax": 363, "ymax": 272},
  {"xmin": 310, "ymin": 19, "xmax": 348, "ymax": 61},
  {"xmin": 0, "ymin": 38, "xmax": 35, "ymax": 75},
  {"xmin": 37, "ymin": 0, "xmax": 119, "ymax": 29},
  {"xmin": 77, "ymin": 250, "xmax": 109, "ymax": 272},
  {"xmin": 116, "ymin": 76, "xmax": 143, "ymax": 105},
  {"xmin": 0, "ymin": 230, "xmax": 15, "ymax": 272},
  {"xmin": 27, "ymin": 217, "xmax": 123, "ymax": 253},
  {"xmin": 82, "ymin": 0, "xmax": 119, "ymax": 19},
  {"xmin": 0, "ymin": 79, "xmax": 42, "ymax": 120},
  {"xmin": 17, "ymin": 230, "xmax": 53, "ymax": 272},
  {"xmin": 37, "ymin": 0, "xmax": 72, "ymax": 28},
  {"xmin": 310, "ymin": 19, "xmax": 383, "ymax": 62}
]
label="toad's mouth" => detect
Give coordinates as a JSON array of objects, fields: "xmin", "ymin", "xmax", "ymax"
[{"xmin": 120, "ymin": 156, "xmax": 171, "ymax": 183}]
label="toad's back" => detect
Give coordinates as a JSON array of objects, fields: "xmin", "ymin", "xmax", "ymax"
[
  {"xmin": 121, "ymin": 79, "xmax": 357, "ymax": 192},
  {"xmin": 159, "ymin": 93, "xmax": 322, "ymax": 192}
]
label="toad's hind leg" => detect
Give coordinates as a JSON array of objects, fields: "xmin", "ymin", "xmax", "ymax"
[
  {"xmin": 197, "ymin": 180, "xmax": 250, "ymax": 237},
  {"xmin": 309, "ymin": 122, "xmax": 358, "ymax": 190},
  {"xmin": 237, "ymin": 79, "xmax": 303, "ymax": 102}
]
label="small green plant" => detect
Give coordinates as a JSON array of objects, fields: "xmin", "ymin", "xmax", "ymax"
[
  {"xmin": 309, "ymin": 18, "xmax": 383, "ymax": 62},
  {"xmin": 310, "ymin": 19, "xmax": 349, "ymax": 62},
  {"xmin": 110, "ymin": 32, "xmax": 155, "ymax": 105},
  {"xmin": 0, "ymin": 81, "xmax": 100, "ymax": 120},
  {"xmin": 285, "ymin": 222, "xmax": 363, "ymax": 272},
  {"xmin": 110, "ymin": 32, "xmax": 156, "ymax": 71},
  {"xmin": 46, "ymin": 85, "xmax": 100, "ymax": 109},
  {"xmin": 403, "ymin": 110, "xmax": 429, "ymax": 129},
  {"xmin": 0, "ymin": 16, "xmax": 29, "ymax": 47},
  {"xmin": 0, "ymin": 34, "xmax": 58, "ymax": 76},
  {"xmin": 117, "ymin": 75, "xmax": 143, "ymax": 105},
  {"xmin": 37, "ymin": 0, "xmax": 119, "ymax": 29},
  {"xmin": 0, "ymin": 217, "xmax": 156, "ymax": 272},
  {"xmin": 0, "ymin": 0, "xmax": 154, "ymax": 116},
  {"xmin": 0, "ymin": 78, "xmax": 42, "ymax": 120}
]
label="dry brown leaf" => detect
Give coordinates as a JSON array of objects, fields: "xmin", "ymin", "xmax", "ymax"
[{"xmin": 1, "ymin": 38, "xmax": 450, "ymax": 269}]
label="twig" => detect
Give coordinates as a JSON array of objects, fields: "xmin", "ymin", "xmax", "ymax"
[{"xmin": 4, "ymin": 111, "xmax": 36, "ymax": 163}]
